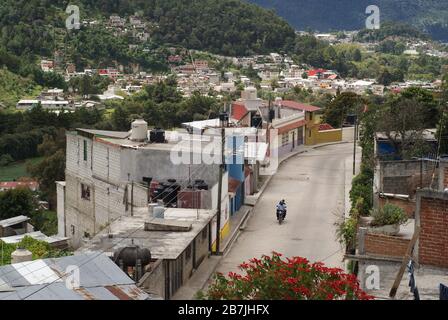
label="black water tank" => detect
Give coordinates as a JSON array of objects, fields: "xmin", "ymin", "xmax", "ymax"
[
  {"xmin": 194, "ymin": 180, "xmax": 208, "ymax": 190},
  {"xmin": 269, "ymin": 109, "xmax": 275, "ymax": 122},
  {"xmin": 113, "ymin": 246, "xmax": 151, "ymax": 267},
  {"xmin": 153, "ymin": 185, "xmax": 166, "ymax": 201},
  {"xmin": 252, "ymin": 114, "xmax": 262, "ymax": 128},
  {"xmin": 219, "ymin": 112, "xmax": 229, "ymax": 122},
  {"xmin": 150, "ymin": 129, "xmax": 166, "ymax": 143}
]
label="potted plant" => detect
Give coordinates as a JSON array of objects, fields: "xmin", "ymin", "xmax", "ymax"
[{"xmin": 368, "ymin": 203, "xmax": 408, "ymax": 236}]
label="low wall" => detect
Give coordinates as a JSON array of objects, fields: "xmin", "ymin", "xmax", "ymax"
[
  {"xmin": 364, "ymin": 233, "xmax": 410, "ymax": 259},
  {"xmin": 316, "ymin": 129, "xmax": 343, "ymax": 144}
]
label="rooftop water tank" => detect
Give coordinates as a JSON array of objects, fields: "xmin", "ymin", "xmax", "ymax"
[
  {"xmin": 11, "ymin": 248, "xmax": 33, "ymax": 264},
  {"xmin": 242, "ymin": 87, "xmax": 257, "ymax": 100},
  {"xmin": 150, "ymin": 129, "xmax": 166, "ymax": 143},
  {"xmin": 275, "ymin": 97, "xmax": 283, "ymax": 106},
  {"xmin": 113, "ymin": 245, "xmax": 151, "ymax": 268},
  {"xmin": 153, "ymin": 206, "xmax": 165, "ymax": 219},
  {"xmin": 130, "ymin": 119, "xmax": 148, "ymax": 142}
]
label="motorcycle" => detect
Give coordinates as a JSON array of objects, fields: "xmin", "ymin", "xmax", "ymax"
[{"xmin": 277, "ymin": 209, "xmax": 286, "ymax": 225}]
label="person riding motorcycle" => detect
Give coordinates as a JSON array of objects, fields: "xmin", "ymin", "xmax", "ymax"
[{"xmin": 276, "ymin": 200, "xmax": 287, "ymax": 220}]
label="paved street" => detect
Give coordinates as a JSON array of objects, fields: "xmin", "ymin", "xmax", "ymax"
[{"xmin": 215, "ymin": 142, "xmax": 357, "ymax": 275}]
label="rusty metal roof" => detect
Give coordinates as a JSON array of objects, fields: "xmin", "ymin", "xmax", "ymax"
[{"xmin": 0, "ymin": 254, "xmax": 152, "ymax": 300}]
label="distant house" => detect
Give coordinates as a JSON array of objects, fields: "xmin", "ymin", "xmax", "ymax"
[
  {"xmin": 16, "ymin": 100, "xmax": 70, "ymax": 110},
  {"xmin": 40, "ymin": 59, "xmax": 54, "ymax": 72},
  {"xmin": 375, "ymin": 129, "xmax": 438, "ymax": 160},
  {"xmin": 0, "ymin": 181, "xmax": 39, "ymax": 192}
]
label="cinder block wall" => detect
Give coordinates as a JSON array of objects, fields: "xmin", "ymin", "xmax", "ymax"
[
  {"xmin": 416, "ymin": 190, "xmax": 448, "ymax": 268},
  {"xmin": 379, "ymin": 160, "xmax": 438, "ymax": 197}
]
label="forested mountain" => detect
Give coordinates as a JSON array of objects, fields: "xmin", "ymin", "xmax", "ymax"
[
  {"xmin": 249, "ymin": 0, "xmax": 448, "ymax": 41},
  {"xmin": 0, "ymin": 0, "xmax": 296, "ymax": 58}
]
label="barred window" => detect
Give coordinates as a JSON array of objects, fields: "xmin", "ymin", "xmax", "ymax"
[{"xmin": 81, "ymin": 184, "xmax": 91, "ymax": 201}]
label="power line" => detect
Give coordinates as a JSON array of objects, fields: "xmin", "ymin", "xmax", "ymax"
[{"xmin": 0, "ymin": 152, "xmax": 215, "ymax": 300}]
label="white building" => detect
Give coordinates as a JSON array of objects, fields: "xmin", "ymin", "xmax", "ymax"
[
  {"xmin": 57, "ymin": 123, "xmax": 230, "ymax": 248},
  {"xmin": 16, "ymin": 100, "xmax": 70, "ymax": 110}
]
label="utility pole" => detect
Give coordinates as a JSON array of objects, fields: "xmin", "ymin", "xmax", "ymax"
[
  {"xmin": 215, "ymin": 125, "xmax": 225, "ymax": 255},
  {"xmin": 353, "ymin": 115, "xmax": 357, "ymax": 175}
]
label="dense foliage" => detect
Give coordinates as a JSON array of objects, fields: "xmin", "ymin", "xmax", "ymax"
[
  {"xmin": 0, "ymin": 236, "xmax": 71, "ymax": 266},
  {"xmin": 201, "ymin": 252, "xmax": 373, "ymax": 300}
]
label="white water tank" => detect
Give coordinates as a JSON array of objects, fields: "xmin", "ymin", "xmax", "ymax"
[
  {"xmin": 153, "ymin": 207, "xmax": 165, "ymax": 219},
  {"xmin": 130, "ymin": 119, "xmax": 148, "ymax": 142},
  {"xmin": 242, "ymin": 87, "xmax": 257, "ymax": 100},
  {"xmin": 11, "ymin": 248, "xmax": 33, "ymax": 264},
  {"xmin": 275, "ymin": 97, "xmax": 283, "ymax": 106}
]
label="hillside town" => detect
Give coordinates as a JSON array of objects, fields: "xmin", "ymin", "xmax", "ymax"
[{"xmin": 1, "ymin": 2, "xmax": 448, "ymax": 305}]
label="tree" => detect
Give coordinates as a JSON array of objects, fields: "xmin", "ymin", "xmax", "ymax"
[
  {"xmin": 0, "ymin": 188, "xmax": 35, "ymax": 220},
  {"xmin": 376, "ymin": 97, "xmax": 431, "ymax": 159},
  {"xmin": 27, "ymin": 129, "xmax": 66, "ymax": 209},
  {"xmin": 377, "ymin": 69, "xmax": 394, "ymax": 86},
  {"xmin": 200, "ymin": 252, "xmax": 373, "ymax": 300},
  {"xmin": 353, "ymin": 48, "xmax": 362, "ymax": 62},
  {"xmin": 111, "ymin": 106, "xmax": 131, "ymax": 131},
  {"xmin": 323, "ymin": 92, "xmax": 365, "ymax": 128}
]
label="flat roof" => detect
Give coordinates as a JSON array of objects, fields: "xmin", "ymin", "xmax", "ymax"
[
  {"xmin": 77, "ymin": 207, "xmax": 216, "ymax": 260},
  {"xmin": 75, "ymin": 128, "xmax": 131, "ymax": 139}
]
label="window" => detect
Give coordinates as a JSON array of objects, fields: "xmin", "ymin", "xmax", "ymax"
[
  {"xmin": 185, "ymin": 244, "xmax": 192, "ymax": 262},
  {"xmin": 70, "ymin": 225, "xmax": 75, "ymax": 235},
  {"xmin": 81, "ymin": 184, "xmax": 91, "ymax": 200},
  {"xmin": 202, "ymin": 227, "xmax": 208, "ymax": 240},
  {"xmin": 309, "ymin": 112, "xmax": 313, "ymax": 121},
  {"xmin": 83, "ymin": 140, "xmax": 88, "ymax": 161},
  {"xmin": 281, "ymin": 133, "xmax": 289, "ymax": 146}
]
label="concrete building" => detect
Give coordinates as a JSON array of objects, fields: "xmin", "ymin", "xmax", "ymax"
[
  {"xmin": 77, "ymin": 207, "xmax": 216, "ymax": 299},
  {"xmin": 57, "ymin": 124, "xmax": 230, "ymax": 249}
]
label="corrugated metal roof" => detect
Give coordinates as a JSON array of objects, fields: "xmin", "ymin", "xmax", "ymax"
[
  {"xmin": 0, "ymin": 231, "xmax": 69, "ymax": 245},
  {"xmin": 0, "ymin": 215, "xmax": 29, "ymax": 227},
  {"xmin": 0, "ymin": 254, "xmax": 150, "ymax": 300}
]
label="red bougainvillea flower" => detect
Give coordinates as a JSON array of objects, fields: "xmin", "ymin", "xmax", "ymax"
[{"xmin": 204, "ymin": 253, "xmax": 374, "ymax": 301}]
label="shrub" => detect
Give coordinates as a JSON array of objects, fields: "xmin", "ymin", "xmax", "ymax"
[
  {"xmin": 371, "ymin": 203, "xmax": 408, "ymax": 227},
  {"xmin": 201, "ymin": 252, "xmax": 373, "ymax": 300},
  {"xmin": 350, "ymin": 171, "xmax": 373, "ymax": 216},
  {"xmin": 0, "ymin": 154, "xmax": 14, "ymax": 166},
  {"xmin": 0, "ymin": 236, "xmax": 72, "ymax": 266},
  {"xmin": 335, "ymin": 216, "xmax": 358, "ymax": 250}
]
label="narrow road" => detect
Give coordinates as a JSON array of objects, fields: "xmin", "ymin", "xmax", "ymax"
[{"xmin": 215, "ymin": 143, "xmax": 355, "ymax": 275}]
